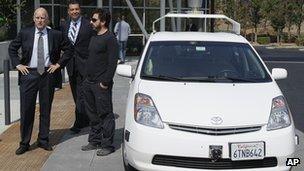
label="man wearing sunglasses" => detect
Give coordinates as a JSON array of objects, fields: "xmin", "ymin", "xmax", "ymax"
[
  {"xmin": 81, "ymin": 9, "xmax": 118, "ymax": 156},
  {"xmin": 61, "ymin": 0, "xmax": 95, "ymax": 134}
]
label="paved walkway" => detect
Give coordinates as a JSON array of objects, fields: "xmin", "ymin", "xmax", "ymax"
[{"xmin": 0, "ymin": 85, "xmax": 75, "ymax": 170}]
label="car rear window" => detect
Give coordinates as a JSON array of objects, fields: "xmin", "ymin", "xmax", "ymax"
[{"xmin": 140, "ymin": 41, "xmax": 271, "ymax": 83}]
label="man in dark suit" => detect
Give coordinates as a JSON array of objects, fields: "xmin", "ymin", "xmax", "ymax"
[
  {"xmin": 61, "ymin": 0, "xmax": 94, "ymax": 134},
  {"xmin": 8, "ymin": 7, "xmax": 73, "ymax": 155}
]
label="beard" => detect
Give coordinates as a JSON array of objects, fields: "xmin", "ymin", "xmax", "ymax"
[{"xmin": 94, "ymin": 24, "xmax": 102, "ymax": 32}]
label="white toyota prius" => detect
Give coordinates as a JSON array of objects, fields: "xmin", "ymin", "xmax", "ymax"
[{"xmin": 117, "ymin": 13, "xmax": 297, "ymax": 171}]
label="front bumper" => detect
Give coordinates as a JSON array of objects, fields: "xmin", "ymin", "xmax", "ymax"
[{"xmin": 124, "ymin": 123, "xmax": 296, "ymax": 171}]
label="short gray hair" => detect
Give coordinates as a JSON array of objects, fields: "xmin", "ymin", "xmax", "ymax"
[{"xmin": 33, "ymin": 7, "xmax": 49, "ymax": 20}]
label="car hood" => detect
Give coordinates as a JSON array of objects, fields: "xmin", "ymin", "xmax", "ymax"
[{"xmin": 138, "ymin": 80, "xmax": 282, "ymax": 127}]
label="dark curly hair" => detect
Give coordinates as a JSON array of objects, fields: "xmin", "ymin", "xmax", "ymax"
[{"xmin": 91, "ymin": 8, "xmax": 111, "ymax": 28}]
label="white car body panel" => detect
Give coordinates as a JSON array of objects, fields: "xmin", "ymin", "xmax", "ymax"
[{"xmin": 138, "ymin": 81, "xmax": 282, "ymax": 127}]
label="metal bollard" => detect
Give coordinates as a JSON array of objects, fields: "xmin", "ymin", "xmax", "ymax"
[
  {"xmin": 61, "ymin": 68, "xmax": 65, "ymax": 83},
  {"xmin": 4, "ymin": 59, "xmax": 11, "ymax": 125}
]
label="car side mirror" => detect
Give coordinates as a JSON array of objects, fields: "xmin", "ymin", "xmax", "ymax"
[
  {"xmin": 116, "ymin": 64, "xmax": 133, "ymax": 78},
  {"xmin": 271, "ymin": 68, "xmax": 287, "ymax": 80}
]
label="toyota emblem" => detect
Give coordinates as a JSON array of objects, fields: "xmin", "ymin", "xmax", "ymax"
[{"xmin": 211, "ymin": 116, "xmax": 223, "ymax": 125}]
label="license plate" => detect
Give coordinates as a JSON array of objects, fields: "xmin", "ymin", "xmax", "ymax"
[{"xmin": 230, "ymin": 142, "xmax": 265, "ymax": 161}]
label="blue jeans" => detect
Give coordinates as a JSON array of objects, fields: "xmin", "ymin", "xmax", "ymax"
[{"xmin": 118, "ymin": 41, "xmax": 127, "ymax": 62}]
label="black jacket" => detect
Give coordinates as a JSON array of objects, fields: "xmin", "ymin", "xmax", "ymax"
[
  {"xmin": 8, "ymin": 26, "xmax": 73, "ymax": 86},
  {"xmin": 61, "ymin": 17, "xmax": 95, "ymax": 77}
]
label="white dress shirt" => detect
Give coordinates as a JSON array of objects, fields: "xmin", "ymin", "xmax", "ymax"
[{"xmin": 29, "ymin": 27, "xmax": 50, "ymax": 68}]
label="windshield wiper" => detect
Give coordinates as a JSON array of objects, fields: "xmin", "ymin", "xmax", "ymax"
[
  {"xmin": 209, "ymin": 76, "xmax": 257, "ymax": 83},
  {"xmin": 141, "ymin": 75, "xmax": 184, "ymax": 81},
  {"xmin": 142, "ymin": 75, "xmax": 255, "ymax": 83},
  {"xmin": 178, "ymin": 77, "xmax": 216, "ymax": 82}
]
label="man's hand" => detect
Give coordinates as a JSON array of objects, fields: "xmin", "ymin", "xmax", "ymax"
[
  {"xmin": 47, "ymin": 63, "xmax": 60, "ymax": 73},
  {"xmin": 100, "ymin": 83, "xmax": 108, "ymax": 89},
  {"xmin": 16, "ymin": 64, "xmax": 29, "ymax": 75}
]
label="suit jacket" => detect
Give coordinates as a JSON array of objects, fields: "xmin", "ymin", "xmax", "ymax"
[
  {"xmin": 8, "ymin": 26, "xmax": 74, "ymax": 87},
  {"xmin": 61, "ymin": 17, "xmax": 95, "ymax": 77}
]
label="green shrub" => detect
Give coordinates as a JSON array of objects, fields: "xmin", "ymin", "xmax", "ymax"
[{"xmin": 257, "ymin": 37, "xmax": 270, "ymax": 44}]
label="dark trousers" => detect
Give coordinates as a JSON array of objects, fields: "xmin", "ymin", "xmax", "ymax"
[
  {"xmin": 83, "ymin": 80, "xmax": 115, "ymax": 146},
  {"xmin": 19, "ymin": 70, "xmax": 55, "ymax": 147},
  {"xmin": 69, "ymin": 73, "xmax": 89, "ymax": 128}
]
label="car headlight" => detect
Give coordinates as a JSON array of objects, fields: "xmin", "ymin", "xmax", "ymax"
[
  {"xmin": 134, "ymin": 93, "xmax": 164, "ymax": 129},
  {"xmin": 267, "ymin": 96, "xmax": 291, "ymax": 131}
]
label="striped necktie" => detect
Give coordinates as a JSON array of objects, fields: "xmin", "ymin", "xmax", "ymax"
[
  {"xmin": 37, "ymin": 32, "xmax": 45, "ymax": 75},
  {"xmin": 69, "ymin": 22, "xmax": 77, "ymax": 44}
]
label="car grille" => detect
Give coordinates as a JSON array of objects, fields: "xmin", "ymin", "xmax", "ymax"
[
  {"xmin": 152, "ymin": 155, "xmax": 278, "ymax": 169},
  {"xmin": 168, "ymin": 123, "xmax": 262, "ymax": 135}
]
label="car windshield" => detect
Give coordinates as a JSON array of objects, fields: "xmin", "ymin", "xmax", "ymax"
[{"xmin": 140, "ymin": 41, "xmax": 271, "ymax": 83}]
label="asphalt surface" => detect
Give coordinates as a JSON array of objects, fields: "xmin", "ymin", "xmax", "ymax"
[{"xmin": 255, "ymin": 46, "xmax": 304, "ymax": 62}]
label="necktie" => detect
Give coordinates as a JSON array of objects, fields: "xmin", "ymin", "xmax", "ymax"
[
  {"xmin": 37, "ymin": 32, "xmax": 45, "ymax": 75},
  {"xmin": 69, "ymin": 22, "xmax": 77, "ymax": 44}
]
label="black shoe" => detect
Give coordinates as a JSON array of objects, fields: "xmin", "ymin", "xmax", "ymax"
[
  {"xmin": 15, "ymin": 146, "xmax": 29, "ymax": 155},
  {"xmin": 96, "ymin": 146, "xmax": 115, "ymax": 156},
  {"xmin": 37, "ymin": 143, "xmax": 53, "ymax": 151},
  {"xmin": 70, "ymin": 127, "xmax": 81, "ymax": 134},
  {"xmin": 81, "ymin": 143, "xmax": 101, "ymax": 151}
]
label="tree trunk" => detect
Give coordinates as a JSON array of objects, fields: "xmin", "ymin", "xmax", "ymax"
[
  {"xmin": 251, "ymin": 28, "xmax": 254, "ymax": 42},
  {"xmin": 255, "ymin": 27, "xmax": 258, "ymax": 43},
  {"xmin": 288, "ymin": 26, "xmax": 291, "ymax": 43},
  {"xmin": 277, "ymin": 29, "xmax": 279, "ymax": 44},
  {"xmin": 263, "ymin": 20, "xmax": 267, "ymax": 33},
  {"xmin": 277, "ymin": 29, "xmax": 282, "ymax": 45},
  {"xmin": 298, "ymin": 24, "xmax": 301, "ymax": 38}
]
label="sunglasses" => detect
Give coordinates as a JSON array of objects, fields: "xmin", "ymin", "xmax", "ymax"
[{"xmin": 91, "ymin": 18, "xmax": 98, "ymax": 23}]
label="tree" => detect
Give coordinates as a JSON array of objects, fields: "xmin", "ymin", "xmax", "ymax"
[
  {"xmin": 284, "ymin": 1, "xmax": 298, "ymax": 42},
  {"xmin": 215, "ymin": 0, "xmax": 251, "ymax": 36},
  {"xmin": 0, "ymin": 0, "xmax": 26, "ymax": 41},
  {"xmin": 248, "ymin": 0, "xmax": 263, "ymax": 43},
  {"xmin": 234, "ymin": 0, "xmax": 251, "ymax": 36},
  {"xmin": 267, "ymin": 0, "xmax": 286, "ymax": 44},
  {"xmin": 0, "ymin": 0, "xmax": 25, "ymax": 26},
  {"xmin": 215, "ymin": 0, "xmax": 237, "ymax": 31},
  {"xmin": 260, "ymin": 0, "xmax": 274, "ymax": 34},
  {"xmin": 293, "ymin": 0, "xmax": 304, "ymax": 38}
]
